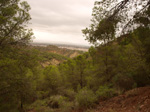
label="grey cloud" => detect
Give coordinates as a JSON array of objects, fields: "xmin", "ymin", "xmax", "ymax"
[{"xmin": 25, "ymin": 0, "xmax": 95, "ymax": 45}]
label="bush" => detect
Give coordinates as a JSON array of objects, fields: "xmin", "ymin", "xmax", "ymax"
[
  {"xmin": 35, "ymin": 106, "xmax": 53, "ymax": 112},
  {"xmin": 48, "ymin": 95, "xmax": 74, "ymax": 112},
  {"xmin": 133, "ymin": 66, "xmax": 150, "ymax": 87},
  {"xmin": 75, "ymin": 88, "xmax": 97, "ymax": 108},
  {"xmin": 113, "ymin": 74, "xmax": 135, "ymax": 91},
  {"xmin": 96, "ymin": 85, "xmax": 116, "ymax": 100},
  {"xmin": 29, "ymin": 99, "xmax": 47, "ymax": 108},
  {"xmin": 60, "ymin": 101, "xmax": 74, "ymax": 112},
  {"xmin": 28, "ymin": 95, "xmax": 74, "ymax": 112},
  {"xmin": 47, "ymin": 95, "xmax": 66, "ymax": 109},
  {"xmin": 27, "ymin": 99, "xmax": 54, "ymax": 112},
  {"xmin": 59, "ymin": 89, "xmax": 76, "ymax": 101}
]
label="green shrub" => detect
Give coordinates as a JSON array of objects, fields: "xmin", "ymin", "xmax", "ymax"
[
  {"xmin": 27, "ymin": 99, "xmax": 54, "ymax": 112},
  {"xmin": 47, "ymin": 95, "xmax": 67, "ymax": 109},
  {"xmin": 75, "ymin": 88, "xmax": 97, "ymax": 108},
  {"xmin": 28, "ymin": 95, "xmax": 74, "ymax": 112},
  {"xmin": 133, "ymin": 66, "xmax": 150, "ymax": 87},
  {"xmin": 48, "ymin": 95, "xmax": 74, "ymax": 112},
  {"xmin": 96, "ymin": 85, "xmax": 116, "ymax": 100},
  {"xmin": 30, "ymin": 99, "xmax": 47, "ymax": 108},
  {"xmin": 35, "ymin": 106, "xmax": 54, "ymax": 112},
  {"xmin": 59, "ymin": 89, "xmax": 76, "ymax": 101},
  {"xmin": 60, "ymin": 101, "xmax": 74, "ymax": 112},
  {"xmin": 113, "ymin": 74, "xmax": 135, "ymax": 91},
  {"xmin": 36, "ymin": 91, "xmax": 49, "ymax": 99}
]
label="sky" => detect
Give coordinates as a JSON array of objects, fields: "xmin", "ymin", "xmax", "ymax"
[{"xmin": 25, "ymin": 0, "xmax": 96, "ymax": 46}]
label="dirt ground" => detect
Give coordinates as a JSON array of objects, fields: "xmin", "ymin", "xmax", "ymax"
[{"xmin": 93, "ymin": 86, "xmax": 150, "ymax": 112}]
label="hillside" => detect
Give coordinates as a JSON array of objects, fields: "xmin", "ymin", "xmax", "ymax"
[
  {"xmin": 87, "ymin": 86, "xmax": 150, "ymax": 112},
  {"xmin": 28, "ymin": 45, "xmax": 85, "ymax": 67},
  {"xmin": 27, "ymin": 86, "xmax": 150, "ymax": 112},
  {"xmin": 32, "ymin": 45, "xmax": 84, "ymax": 58}
]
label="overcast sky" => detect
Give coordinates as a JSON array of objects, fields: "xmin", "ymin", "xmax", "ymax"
[{"xmin": 25, "ymin": 0, "xmax": 95, "ymax": 46}]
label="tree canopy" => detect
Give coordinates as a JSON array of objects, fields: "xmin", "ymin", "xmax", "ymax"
[
  {"xmin": 0, "ymin": 0, "xmax": 33, "ymax": 47},
  {"xmin": 82, "ymin": 0, "xmax": 150, "ymax": 45}
]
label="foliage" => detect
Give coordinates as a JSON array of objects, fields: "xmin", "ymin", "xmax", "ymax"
[
  {"xmin": 0, "ymin": 47, "xmax": 39, "ymax": 112},
  {"xmin": 82, "ymin": 0, "xmax": 150, "ymax": 45},
  {"xmin": 0, "ymin": 0, "xmax": 34, "ymax": 46},
  {"xmin": 96, "ymin": 85, "xmax": 117, "ymax": 100},
  {"xmin": 75, "ymin": 88, "xmax": 97, "ymax": 108},
  {"xmin": 28, "ymin": 95, "xmax": 73, "ymax": 112},
  {"xmin": 42, "ymin": 66, "xmax": 61, "ymax": 96},
  {"xmin": 112, "ymin": 73, "xmax": 135, "ymax": 92},
  {"xmin": 0, "ymin": 0, "xmax": 36, "ymax": 111}
]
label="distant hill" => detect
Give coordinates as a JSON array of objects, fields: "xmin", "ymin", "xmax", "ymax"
[{"xmin": 28, "ymin": 44, "xmax": 85, "ymax": 67}]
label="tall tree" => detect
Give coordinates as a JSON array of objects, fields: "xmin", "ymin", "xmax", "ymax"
[
  {"xmin": 0, "ymin": 0, "xmax": 36, "ymax": 111},
  {"xmin": 82, "ymin": 0, "xmax": 150, "ymax": 45},
  {"xmin": 0, "ymin": 0, "xmax": 33, "ymax": 47}
]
